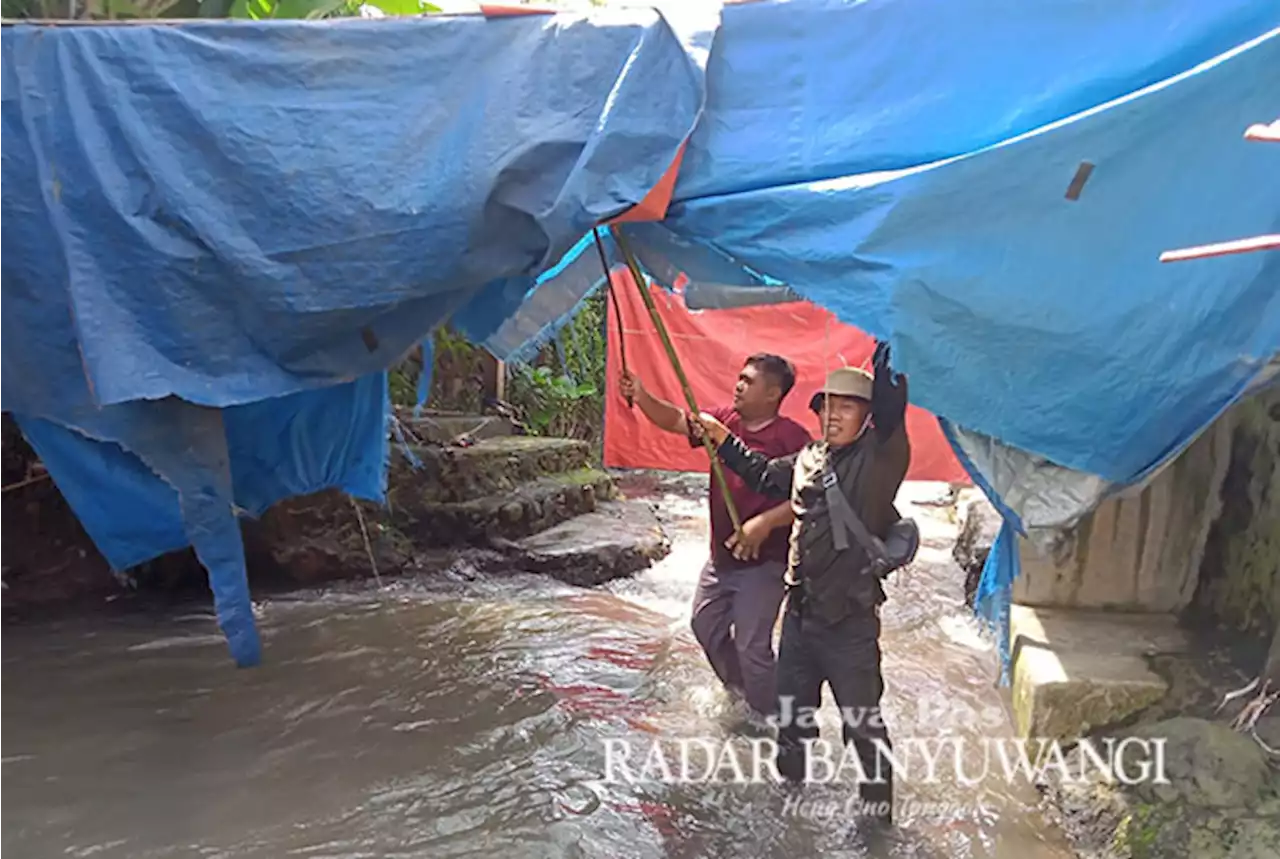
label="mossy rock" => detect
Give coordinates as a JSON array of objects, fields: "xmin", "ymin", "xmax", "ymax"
[
  {"xmin": 1125, "ymin": 717, "xmax": 1271, "ymax": 809},
  {"xmin": 391, "ymin": 468, "xmax": 617, "ymax": 547},
  {"xmin": 1111, "ymin": 797, "xmax": 1280, "ymax": 859},
  {"xmin": 388, "ymin": 437, "xmax": 594, "ymax": 505},
  {"xmin": 250, "ymin": 490, "xmax": 414, "ymax": 584},
  {"xmin": 1047, "ymin": 718, "xmax": 1280, "ymax": 859}
]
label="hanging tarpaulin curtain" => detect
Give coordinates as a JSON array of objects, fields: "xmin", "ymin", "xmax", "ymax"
[{"xmin": 1, "ymin": 8, "xmax": 720, "ymax": 666}]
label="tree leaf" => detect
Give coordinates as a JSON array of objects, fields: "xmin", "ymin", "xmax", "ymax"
[
  {"xmin": 364, "ymin": 0, "xmax": 435, "ymax": 15},
  {"xmin": 228, "ymin": 0, "xmax": 273, "ymax": 18}
]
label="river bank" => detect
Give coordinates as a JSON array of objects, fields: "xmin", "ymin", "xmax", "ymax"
[
  {"xmin": 951, "ymin": 490, "xmax": 1280, "ymax": 859},
  {"xmin": 15, "ymin": 450, "xmax": 1274, "ymax": 859},
  {"xmin": 4, "ymin": 472, "xmax": 1077, "ymax": 858},
  {"xmin": 1034, "ymin": 641, "xmax": 1280, "ymax": 859}
]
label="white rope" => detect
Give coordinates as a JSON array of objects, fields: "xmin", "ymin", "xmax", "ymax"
[{"xmin": 350, "ymin": 497, "xmax": 385, "ymax": 590}]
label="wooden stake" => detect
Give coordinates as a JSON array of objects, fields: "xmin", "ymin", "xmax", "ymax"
[
  {"xmin": 612, "ymin": 226, "xmax": 743, "ymax": 535},
  {"xmin": 1245, "ymin": 121, "xmax": 1280, "ymax": 143},
  {"xmin": 1159, "ymin": 234, "xmax": 1280, "ymax": 263}
]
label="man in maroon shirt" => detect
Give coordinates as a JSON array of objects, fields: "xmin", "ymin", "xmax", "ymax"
[{"xmin": 620, "ymin": 355, "xmax": 811, "ymax": 718}]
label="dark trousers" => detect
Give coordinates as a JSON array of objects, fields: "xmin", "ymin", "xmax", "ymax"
[
  {"xmin": 775, "ymin": 597, "xmax": 894, "ymax": 820},
  {"xmin": 690, "ymin": 559, "xmax": 786, "ymax": 717}
]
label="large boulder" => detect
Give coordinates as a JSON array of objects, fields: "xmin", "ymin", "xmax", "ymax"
[
  {"xmin": 1047, "ymin": 716, "xmax": 1280, "ymax": 859},
  {"xmin": 1124, "ymin": 717, "xmax": 1272, "ymax": 809}
]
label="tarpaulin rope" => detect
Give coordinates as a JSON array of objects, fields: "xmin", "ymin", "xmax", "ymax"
[{"xmin": 593, "ymin": 228, "xmax": 633, "ymax": 409}]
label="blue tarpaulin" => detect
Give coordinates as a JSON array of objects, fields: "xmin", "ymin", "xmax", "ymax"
[
  {"xmin": 491, "ymin": 0, "xmax": 1280, "ymax": 488},
  {"xmin": 666, "ymin": 3, "xmax": 1280, "ymax": 676},
  {"xmin": 2, "ymin": 8, "xmax": 717, "ymax": 665},
  {"xmin": 472, "ymin": 0, "xmax": 1280, "ymax": 679},
  {"xmin": 4, "ymin": 1, "xmax": 1279, "ymax": 671}
]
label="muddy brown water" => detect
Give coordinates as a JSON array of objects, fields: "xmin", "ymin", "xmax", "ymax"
[{"xmin": 3, "ymin": 476, "xmax": 1075, "ymax": 858}]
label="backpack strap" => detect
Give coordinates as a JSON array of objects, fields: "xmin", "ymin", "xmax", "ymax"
[{"xmin": 821, "ymin": 462, "xmax": 890, "ymax": 565}]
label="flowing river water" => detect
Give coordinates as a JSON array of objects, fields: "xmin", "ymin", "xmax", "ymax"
[{"xmin": 3, "ymin": 475, "xmax": 1076, "ymax": 858}]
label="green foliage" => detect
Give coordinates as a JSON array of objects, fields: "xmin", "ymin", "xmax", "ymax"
[
  {"xmin": 1, "ymin": 0, "xmax": 196, "ymax": 17},
  {"xmin": 505, "ymin": 292, "xmax": 607, "ymax": 442},
  {"xmin": 389, "ymin": 292, "xmax": 609, "ymax": 444},
  {"xmin": 510, "ymin": 365, "xmax": 597, "ymax": 437},
  {"xmin": 427, "ymin": 326, "xmax": 486, "ymax": 414},
  {"xmin": 228, "ymin": 0, "xmax": 439, "ymax": 19},
  {"xmin": 0, "ymin": 0, "xmax": 438, "ymax": 19},
  {"xmin": 388, "ymin": 363, "xmax": 418, "ymax": 407},
  {"xmin": 1113, "ymin": 804, "xmax": 1162, "ymax": 858},
  {"xmin": 557, "ymin": 291, "xmax": 607, "ymax": 391}
]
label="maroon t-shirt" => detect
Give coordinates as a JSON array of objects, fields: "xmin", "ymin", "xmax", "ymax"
[{"xmin": 690, "ymin": 406, "xmax": 812, "ymax": 569}]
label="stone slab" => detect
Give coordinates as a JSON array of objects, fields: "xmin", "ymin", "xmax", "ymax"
[
  {"xmin": 1010, "ymin": 605, "xmax": 1189, "ymax": 741},
  {"xmin": 513, "ymin": 500, "xmax": 671, "ymax": 587}
]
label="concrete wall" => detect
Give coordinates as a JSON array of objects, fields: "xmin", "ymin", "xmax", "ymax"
[{"xmin": 1013, "ymin": 408, "xmax": 1237, "ymax": 613}]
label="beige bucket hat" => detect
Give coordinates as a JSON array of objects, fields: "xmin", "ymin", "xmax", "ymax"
[{"xmin": 808, "ymin": 366, "xmax": 873, "ymax": 413}]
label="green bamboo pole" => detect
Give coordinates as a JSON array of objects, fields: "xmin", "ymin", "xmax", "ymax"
[{"xmin": 611, "ymin": 225, "xmax": 743, "ymax": 535}]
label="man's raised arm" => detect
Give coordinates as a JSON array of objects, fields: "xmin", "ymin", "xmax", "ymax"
[
  {"xmin": 693, "ymin": 412, "xmax": 797, "ymax": 500},
  {"xmin": 619, "ymin": 370, "xmax": 689, "ymax": 435}
]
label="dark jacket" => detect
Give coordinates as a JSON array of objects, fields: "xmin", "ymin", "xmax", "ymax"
[{"xmin": 716, "ymin": 389, "xmax": 911, "ymax": 625}]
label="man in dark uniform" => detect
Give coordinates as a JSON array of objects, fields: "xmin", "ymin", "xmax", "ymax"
[{"xmin": 694, "ymin": 342, "xmax": 914, "ymax": 824}]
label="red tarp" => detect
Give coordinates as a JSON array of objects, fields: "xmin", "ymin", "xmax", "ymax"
[{"xmin": 602, "ymin": 271, "xmax": 969, "ymax": 483}]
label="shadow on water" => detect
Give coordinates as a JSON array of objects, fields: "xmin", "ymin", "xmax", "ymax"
[{"xmin": 2, "ymin": 475, "xmax": 1075, "ymax": 859}]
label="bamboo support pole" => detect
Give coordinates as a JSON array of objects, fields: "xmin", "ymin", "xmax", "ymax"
[{"xmin": 611, "ymin": 225, "xmax": 743, "ymax": 535}]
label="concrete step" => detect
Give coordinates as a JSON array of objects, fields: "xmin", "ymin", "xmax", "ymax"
[
  {"xmin": 513, "ymin": 500, "xmax": 670, "ymax": 586},
  {"xmin": 389, "ymin": 436, "xmax": 595, "ymax": 504},
  {"xmin": 1010, "ymin": 605, "xmax": 1190, "ymax": 742},
  {"xmin": 391, "ymin": 467, "xmax": 617, "ymax": 546}
]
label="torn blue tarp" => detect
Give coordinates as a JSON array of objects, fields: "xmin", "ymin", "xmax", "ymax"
[
  {"xmin": 498, "ymin": 1, "xmax": 1280, "ymax": 490},
  {"xmin": 415, "ymin": 339, "xmax": 435, "ymax": 419},
  {"xmin": 13, "ymin": 375, "xmax": 390, "ymax": 666},
  {"xmin": 1, "ymin": 11, "xmax": 714, "ymax": 415},
  {"xmin": 677, "ymin": 2, "xmax": 1280, "ymax": 489},
  {"xmin": 975, "ymin": 520, "xmax": 1021, "ymax": 686},
  {"xmin": 1, "ymin": 8, "xmax": 717, "ymax": 665},
  {"xmin": 487, "ymin": 1, "xmax": 1280, "ymax": 681},
  {"xmin": 465, "ymin": 220, "xmax": 803, "ymax": 362},
  {"xmin": 457, "ymin": 229, "xmax": 623, "ymax": 364},
  {"xmin": 5, "ymin": 2, "xmax": 1279, "ymax": 677},
  {"xmin": 665, "ymin": 7, "xmax": 1280, "ymax": 685},
  {"xmin": 16, "ymin": 375, "xmax": 390, "ymax": 572}
]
